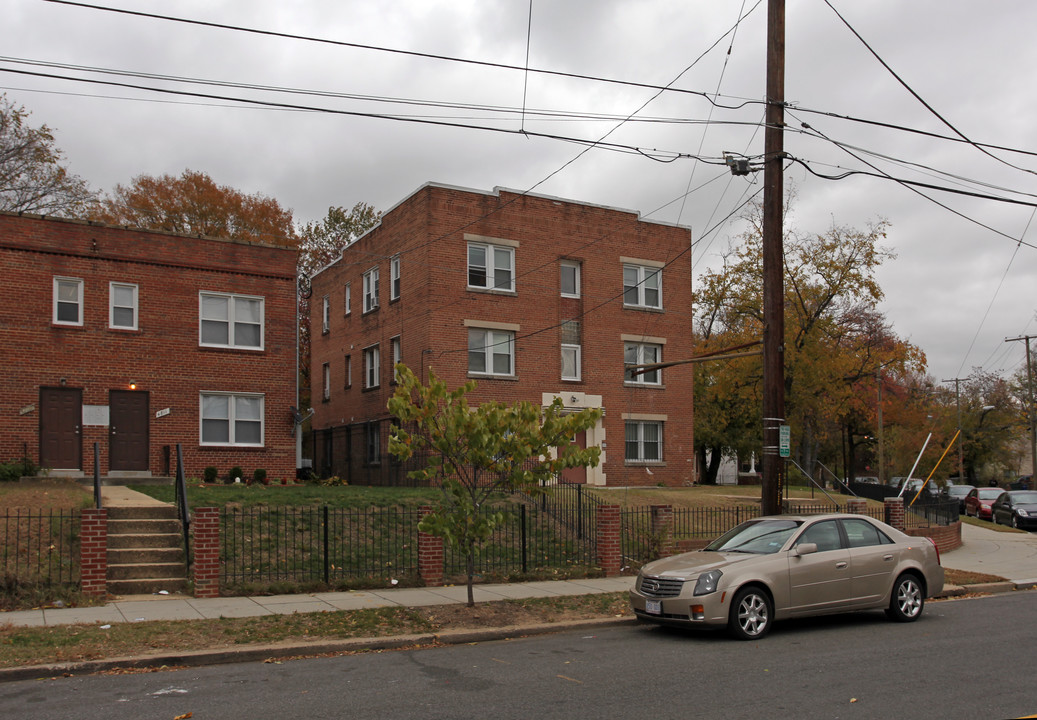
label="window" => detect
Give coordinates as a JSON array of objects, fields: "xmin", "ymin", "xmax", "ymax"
[
  {"xmin": 200, "ymin": 393, "xmax": 264, "ymax": 446},
  {"xmin": 797, "ymin": 520, "xmax": 843, "ymax": 553},
  {"xmin": 363, "ymin": 267, "xmax": 379, "ymax": 312},
  {"xmin": 199, "ymin": 292, "xmax": 263, "ymax": 349},
  {"xmin": 561, "ymin": 319, "xmax": 581, "ymax": 381},
  {"xmin": 321, "ymin": 295, "xmax": 330, "ymax": 334},
  {"xmin": 390, "ymin": 256, "xmax": 401, "ymax": 301},
  {"xmin": 468, "ymin": 242, "xmax": 514, "ymax": 291},
  {"xmin": 366, "ymin": 422, "xmax": 381, "ymax": 464},
  {"xmin": 468, "ymin": 328, "xmax": 514, "ymax": 376},
  {"xmin": 344, "ymin": 354, "xmax": 352, "ymax": 389},
  {"xmin": 391, "ymin": 336, "xmax": 401, "ymax": 383},
  {"xmin": 560, "ymin": 261, "xmax": 581, "ymax": 298},
  {"xmin": 625, "ymin": 421, "xmax": 662, "ymax": 462},
  {"xmin": 364, "ymin": 344, "xmax": 380, "ymax": 389},
  {"xmin": 322, "ymin": 362, "xmax": 331, "ymax": 402},
  {"xmin": 109, "ymin": 282, "xmax": 138, "ymax": 330},
  {"xmin": 841, "ymin": 518, "xmax": 893, "ymax": 547},
  {"xmin": 625, "ymin": 342, "xmax": 662, "ymax": 384},
  {"xmin": 53, "ymin": 277, "xmax": 83, "ymax": 326},
  {"xmin": 623, "ymin": 264, "xmax": 662, "ymax": 309},
  {"xmin": 344, "ymin": 282, "xmax": 351, "ymax": 315}
]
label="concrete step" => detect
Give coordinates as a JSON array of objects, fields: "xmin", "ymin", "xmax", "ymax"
[
  {"xmin": 107, "ymin": 532, "xmax": 185, "ymax": 550},
  {"xmin": 107, "ymin": 577, "xmax": 188, "ymax": 595},
  {"xmin": 108, "ymin": 547, "xmax": 185, "ymax": 565},
  {"xmin": 107, "ymin": 506, "xmax": 179, "ymax": 521},
  {"xmin": 108, "ymin": 562, "xmax": 187, "ymax": 581},
  {"xmin": 107, "ymin": 518, "xmax": 182, "ymax": 535}
]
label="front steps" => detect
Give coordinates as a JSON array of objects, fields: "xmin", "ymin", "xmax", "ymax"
[{"xmin": 106, "ymin": 506, "xmax": 188, "ymax": 595}]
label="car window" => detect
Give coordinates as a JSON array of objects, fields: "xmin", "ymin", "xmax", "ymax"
[
  {"xmin": 706, "ymin": 519, "xmax": 802, "ymax": 554},
  {"xmin": 841, "ymin": 518, "xmax": 892, "ymax": 548},
  {"xmin": 978, "ymin": 488, "xmax": 1004, "ymax": 500},
  {"xmin": 1012, "ymin": 491, "xmax": 1037, "ymax": 503},
  {"xmin": 797, "ymin": 520, "xmax": 843, "ymax": 552}
]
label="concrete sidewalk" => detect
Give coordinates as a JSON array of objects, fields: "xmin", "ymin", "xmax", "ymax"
[{"xmin": 940, "ymin": 521, "xmax": 1037, "ymax": 584}]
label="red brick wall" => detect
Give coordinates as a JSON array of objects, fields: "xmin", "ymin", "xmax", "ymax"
[
  {"xmin": 79, "ymin": 508, "xmax": 107, "ymax": 597},
  {"xmin": 905, "ymin": 523, "xmax": 963, "ymax": 553},
  {"xmin": 417, "ymin": 506, "xmax": 444, "ymax": 587},
  {"xmin": 597, "ymin": 504, "xmax": 622, "ymax": 576},
  {"xmin": 311, "ymin": 184, "xmax": 695, "ymax": 486},
  {"xmin": 192, "ymin": 507, "xmax": 221, "ymax": 598},
  {"xmin": 0, "ymin": 213, "xmax": 298, "ymax": 481}
]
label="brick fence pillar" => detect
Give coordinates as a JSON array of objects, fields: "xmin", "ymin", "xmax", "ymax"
[
  {"xmin": 884, "ymin": 496, "xmax": 905, "ymax": 531},
  {"xmin": 192, "ymin": 507, "xmax": 220, "ymax": 598},
  {"xmin": 79, "ymin": 508, "xmax": 108, "ymax": 597},
  {"xmin": 650, "ymin": 505, "xmax": 674, "ymax": 558},
  {"xmin": 418, "ymin": 506, "xmax": 444, "ymax": 587},
  {"xmin": 846, "ymin": 498, "xmax": 868, "ymax": 515},
  {"xmin": 597, "ymin": 504, "xmax": 622, "ymax": 576}
]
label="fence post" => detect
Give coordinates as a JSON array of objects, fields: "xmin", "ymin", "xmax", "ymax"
[
  {"xmin": 192, "ymin": 507, "xmax": 221, "ymax": 598},
  {"xmin": 520, "ymin": 504, "xmax": 528, "ymax": 574},
  {"xmin": 884, "ymin": 496, "xmax": 905, "ymax": 531},
  {"xmin": 846, "ymin": 498, "xmax": 867, "ymax": 515},
  {"xmin": 79, "ymin": 508, "xmax": 108, "ymax": 597},
  {"xmin": 323, "ymin": 504, "xmax": 330, "ymax": 584},
  {"xmin": 596, "ymin": 504, "xmax": 622, "ymax": 577},
  {"xmin": 418, "ymin": 506, "xmax": 444, "ymax": 587},
  {"xmin": 650, "ymin": 505, "xmax": 674, "ymax": 558}
]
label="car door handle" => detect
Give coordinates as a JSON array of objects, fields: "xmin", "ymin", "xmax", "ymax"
[
  {"xmin": 835, "ymin": 561, "xmax": 848, "ymax": 569},
  {"xmin": 884, "ymin": 555, "xmax": 894, "ymax": 561}
]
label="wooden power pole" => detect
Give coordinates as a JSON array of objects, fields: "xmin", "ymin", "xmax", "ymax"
[{"xmin": 761, "ymin": 0, "xmax": 786, "ymax": 516}]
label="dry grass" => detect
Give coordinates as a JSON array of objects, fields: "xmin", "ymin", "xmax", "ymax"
[
  {"xmin": 588, "ymin": 484, "xmax": 868, "ymax": 509},
  {"xmin": 0, "ymin": 480, "xmax": 92, "ymax": 511}
]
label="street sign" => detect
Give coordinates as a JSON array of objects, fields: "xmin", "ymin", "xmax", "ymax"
[{"xmin": 779, "ymin": 424, "xmax": 790, "ymax": 457}]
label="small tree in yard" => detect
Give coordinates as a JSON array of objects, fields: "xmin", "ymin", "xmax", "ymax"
[{"xmin": 388, "ymin": 365, "xmax": 602, "ymax": 607}]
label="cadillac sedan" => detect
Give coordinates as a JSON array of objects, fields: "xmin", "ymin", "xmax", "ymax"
[{"xmin": 630, "ymin": 513, "xmax": 944, "ymax": 640}]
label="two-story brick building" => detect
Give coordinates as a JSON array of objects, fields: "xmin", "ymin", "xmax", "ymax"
[
  {"xmin": 310, "ymin": 183, "xmax": 694, "ymax": 487},
  {"xmin": 0, "ymin": 212, "xmax": 297, "ymax": 482}
]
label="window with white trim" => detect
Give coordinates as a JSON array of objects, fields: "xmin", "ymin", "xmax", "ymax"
[
  {"xmin": 468, "ymin": 242, "xmax": 514, "ymax": 291},
  {"xmin": 200, "ymin": 392, "xmax": 264, "ymax": 446},
  {"xmin": 624, "ymin": 342, "xmax": 662, "ymax": 385},
  {"xmin": 623, "ymin": 264, "xmax": 662, "ymax": 309},
  {"xmin": 321, "ymin": 295, "xmax": 330, "ymax": 334},
  {"xmin": 322, "ymin": 362, "xmax": 331, "ymax": 401},
  {"xmin": 364, "ymin": 344, "xmax": 380, "ymax": 389},
  {"xmin": 561, "ymin": 319, "xmax": 581, "ymax": 381},
  {"xmin": 109, "ymin": 282, "xmax": 138, "ymax": 330},
  {"xmin": 391, "ymin": 336, "xmax": 401, "ymax": 384},
  {"xmin": 626, "ymin": 420, "xmax": 663, "ymax": 462},
  {"xmin": 344, "ymin": 354, "xmax": 352, "ymax": 389},
  {"xmin": 468, "ymin": 328, "xmax": 514, "ymax": 376},
  {"xmin": 560, "ymin": 261, "xmax": 581, "ymax": 298},
  {"xmin": 363, "ymin": 267, "xmax": 379, "ymax": 312},
  {"xmin": 390, "ymin": 255, "xmax": 401, "ymax": 300},
  {"xmin": 199, "ymin": 292, "xmax": 264, "ymax": 349},
  {"xmin": 53, "ymin": 277, "xmax": 83, "ymax": 326},
  {"xmin": 344, "ymin": 282, "xmax": 351, "ymax": 315}
]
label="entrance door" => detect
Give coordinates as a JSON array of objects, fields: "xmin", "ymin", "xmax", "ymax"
[
  {"xmin": 39, "ymin": 387, "xmax": 82, "ymax": 470},
  {"xmin": 109, "ymin": 390, "xmax": 150, "ymax": 471},
  {"xmin": 560, "ymin": 430, "xmax": 588, "ymax": 484}
]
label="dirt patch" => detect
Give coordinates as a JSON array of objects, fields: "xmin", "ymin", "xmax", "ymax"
[
  {"xmin": 0, "ymin": 481, "xmax": 91, "ymax": 511},
  {"xmin": 415, "ymin": 594, "xmax": 632, "ymax": 630}
]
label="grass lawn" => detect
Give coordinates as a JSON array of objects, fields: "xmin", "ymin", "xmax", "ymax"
[
  {"xmin": 588, "ymin": 483, "xmax": 875, "ymax": 509},
  {"xmin": 130, "ymin": 483, "xmax": 444, "ymax": 510}
]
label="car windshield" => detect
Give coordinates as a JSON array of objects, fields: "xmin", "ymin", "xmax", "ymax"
[
  {"xmin": 978, "ymin": 488, "xmax": 1004, "ymax": 499},
  {"xmin": 948, "ymin": 486, "xmax": 973, "ymax": 497},
  {"xmin": 705, "ymin": 519, "xmax": 802, "ymax": 555},
  {"xmin": 1010, "ymin": 491, "xmax": 1037, "ymax": 503}
]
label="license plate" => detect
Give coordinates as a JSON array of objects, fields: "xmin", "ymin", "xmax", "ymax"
[{"xmin": 646, "ymin": 599, "xmax": 661, "ymax": 615}]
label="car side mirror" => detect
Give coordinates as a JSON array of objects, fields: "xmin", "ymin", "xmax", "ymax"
[{"xmin": 793, "ymin": 542, "xmax": 818, "ymax": 556}]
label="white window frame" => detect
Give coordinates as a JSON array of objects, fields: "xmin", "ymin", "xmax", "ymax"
[
  {"xmin": 321, "ymin": 295, "xmax": 330, "ymax": 334},
  {"xmin": 390, "ymin": 255, "xmax": 401, "ymax": 301},
  {"xmin": 344, "ymin": 282, "xmax": 351, "ymax": 315},
  {"xmin": 108, "ymin": 282, "xmax": 138, "ymax": 330},
  {"xmin": 626, "ymin": 420, "xmax": 663, "ymax": 463},
  {"xmin": 322, "ymin": 362, "xmax": 331, "ymax": 401},
  {"xmin": 468, "ymin": 328, "xmax": 515, "ymax": 376},
  {"xmin": 199, "ymin": 392, "xmax": 265, "ymax": 447},
  {"xmin": 467, "ymin": 242, "xmax": 515, "ymax": 292},
  {"xmin": 53, "ymin": 277, "xmax": 84, "ymax": 326},
  {"xmin": 561, "ymin": 343, "xmax": 582, "ymax": 381},
  {"xmin": 199, "ymin": 292, "xmax": 265, "ymax": 350},
  {"xmin": 624, "ymin": 342, "xmax": 662, "ymax": 385},
  {"xmin": 363, "ymin": 267, "xmax": 379, "ymax": 312},
  {"xmin": 364, "ymin": 344, "xmax": 380, "ymax": 389},
  {"xmin": 623, "ymin": 264, "xmax": 663, "ymax": 309},
  {"xmin": 391, "ymin": 335, "xmax": 401, "ymax": 383},
  {"xmin": 560, "ymin": 261, "xmax": 581, "ymax": 298}
]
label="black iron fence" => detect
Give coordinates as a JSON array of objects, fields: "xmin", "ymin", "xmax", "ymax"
[
  {"xmin": 312, "ymin": 419, "xmax": 434, "ymax": 486},
  {"xmin": 1, "ymin": 509, "xmax": 80, "ymax": 586}
]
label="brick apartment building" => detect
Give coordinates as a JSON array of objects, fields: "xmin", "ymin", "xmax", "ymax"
[
  {"xmin": 310, "ymin": 183, "xmax": 695, "ymax": 487},
  {"xmin": 0, "ymin": 212, "xmax": 298, "ymax": 482}
]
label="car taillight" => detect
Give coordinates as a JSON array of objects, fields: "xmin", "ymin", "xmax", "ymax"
[{"xmin": 926, "ymin": 536, "xmax": 941, "ymax": 565}]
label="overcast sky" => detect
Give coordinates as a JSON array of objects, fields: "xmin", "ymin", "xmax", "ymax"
[{"xmin": 5, "ymin": 0, "xmax": 1037, "ymax": 388}]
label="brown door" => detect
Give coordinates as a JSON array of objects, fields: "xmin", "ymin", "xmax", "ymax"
[
  {"xmin": 560, "ymin": 430, "xmax": 588, "ymax": 484},
  {"xmin": 39, "ymin": 387, "xmax": 82, "ymax": 470},
  {"xmin": 109, "ymin": 390, "xmax": 150, "ymax": 471}
]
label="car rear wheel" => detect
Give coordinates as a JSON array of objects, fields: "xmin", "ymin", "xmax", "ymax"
[
  {"xmin": 886, "ymin": 573, "xmax": 924, "ymax": 622},
  {"xmin": 729, "ymin": 587, "xmax": 772, "ymax": 640}
]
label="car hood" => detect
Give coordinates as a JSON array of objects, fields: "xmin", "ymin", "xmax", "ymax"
[
  {"xmin": 1013, "ymin": 502, "xmax": 1037, "ymax": 512},
  {"xmin": 642, "ymin": 550, "xmax": 763, "ymax": 579}
]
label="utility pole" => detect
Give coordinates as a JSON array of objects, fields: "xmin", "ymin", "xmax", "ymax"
[
  {"xmin": 943, "ymin": 377, "xmax": 967, "ymax": 479},
  {"xmin": 876, "ymin": 372, "xmax": 885, "ymax": 484},
  {"xmin": 761, "ymin": 0, "xmax": 786, "ymax": 516},
  {"xmin": 1006, "ymin": 335, "xmax": 1037, "ymax": 477}
]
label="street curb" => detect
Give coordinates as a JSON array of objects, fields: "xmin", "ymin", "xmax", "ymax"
[
  {"xmin": 935, "ymin": 581, "xmax": 1035, "ymax": 598},
  {"xmin": 0, "ymin": 616, "xmax": 638, "ymax": 684}
]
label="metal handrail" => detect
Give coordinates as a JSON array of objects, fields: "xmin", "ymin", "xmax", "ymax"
[{"xmin": 174, "ymin": 443, "xmax": 191, "ymax": 571}]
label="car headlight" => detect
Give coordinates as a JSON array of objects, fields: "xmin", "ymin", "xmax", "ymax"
[
  {"xmin": 694, "ymin": 569, "xmax": 723, "ymax": 596},
  {"xmin": 1018, "ymin": 510, "xmax": 1029, "ymax": 517}
]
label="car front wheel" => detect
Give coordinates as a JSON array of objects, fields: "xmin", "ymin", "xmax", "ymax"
[
  {"xmin": 729, "ymin": 586, "xmax": 773, "ymax": 640},
  {"xmin": 886, "ymin": 574, "xmax": 924, "ymax": 622}
]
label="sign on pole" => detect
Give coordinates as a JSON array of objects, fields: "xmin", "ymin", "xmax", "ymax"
[{"xmin": 779, "ymin": 425, "xmax": 790, "ymax": 458}]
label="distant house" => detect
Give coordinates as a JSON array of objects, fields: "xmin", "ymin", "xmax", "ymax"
[
  {"xmin": 309, "ymin": 183, "xmax": 695, "ymax": 487},
  {"xmin": 0, "ymin": 212, "xmax": 298, "ymax": 482}
]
